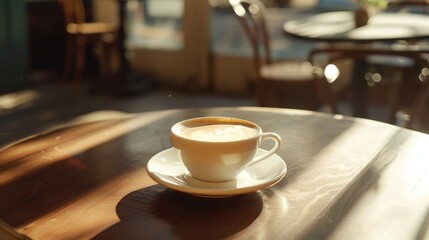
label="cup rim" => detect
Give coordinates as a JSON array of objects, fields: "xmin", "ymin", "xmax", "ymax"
[{"xmin": 170, "ymin": 116, "xmax": 262, "ymax": 144}]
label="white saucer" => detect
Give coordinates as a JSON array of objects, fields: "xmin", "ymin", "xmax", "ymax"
[{"xmin": 146, "ymin": 148, "xmax": 287, "ymax": 198}]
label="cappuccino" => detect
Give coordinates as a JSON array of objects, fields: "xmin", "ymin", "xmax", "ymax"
[
  {"xmin": 170, "ymin": 117, "xmax": 282, "ymax": 181},
  {"xmin": 179, "ymin": 124, "xmax": 258, "ymax": 142}
]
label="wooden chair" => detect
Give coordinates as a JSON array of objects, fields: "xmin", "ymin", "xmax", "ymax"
[
  {"xmin": 59, "ymin": 0, "xmax": 119, "ymax": 92},
  {"xmin": 308, "ymin": 44, "xmax": 429, "ymax": 129},
  {"xmin": 229, "ymin": 0, "xmax": 333, "ymax": 110}
]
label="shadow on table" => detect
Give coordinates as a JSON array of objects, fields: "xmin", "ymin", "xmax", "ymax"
[{"xmin": 93, "ymin": 185, "xmax": 263, "ymax": 239}]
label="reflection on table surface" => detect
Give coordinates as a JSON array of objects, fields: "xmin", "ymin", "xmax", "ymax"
[{"xmin": 1, "ymin": 107, "xmax": 429, "ymax": 239}]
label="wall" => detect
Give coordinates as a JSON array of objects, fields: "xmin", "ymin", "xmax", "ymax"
[{"xmin": 0, "ymin": 0, "xmax": 28, "ymax": 88}]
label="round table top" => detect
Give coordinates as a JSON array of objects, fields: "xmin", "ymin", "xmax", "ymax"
[
  {"xmin": 1, "ymin": 107, "xmax": 429, "ymax": 239},
  {"xmin": 283, "ymin": 11, "xmax": 429, "ymax": 42}
]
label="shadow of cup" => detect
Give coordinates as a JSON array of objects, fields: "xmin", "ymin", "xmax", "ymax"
[{"xmin": 93, "ymin": 185, "xmax": 263, "ymax": 239}]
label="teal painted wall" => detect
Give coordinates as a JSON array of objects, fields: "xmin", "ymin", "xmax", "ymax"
[{"xmin": 0, "ymin": 0, "xmax": 28, "ymax": 88}]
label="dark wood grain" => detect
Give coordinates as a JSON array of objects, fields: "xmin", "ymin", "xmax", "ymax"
[{"xmin": 1, "ymin": 107, "xmax": 429, "ymax": 239}]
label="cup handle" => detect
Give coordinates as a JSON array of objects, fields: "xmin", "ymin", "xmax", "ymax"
[{"xmin": 249, "ymin": 132, "xmax": 281, "ymax": 166}]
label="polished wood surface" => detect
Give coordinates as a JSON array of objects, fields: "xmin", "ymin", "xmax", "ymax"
[
  {"xmin": 283, "ymin": 11, "xmax": 429, "ymax": 42},
  {"xmin": 1, "ymin": 107, "xmax": 429, "ymax": 239}
]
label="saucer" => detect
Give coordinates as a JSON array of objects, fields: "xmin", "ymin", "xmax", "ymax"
[{"xmin": 146, "ymin": 148, "xmax": 287, "ymax": 198}]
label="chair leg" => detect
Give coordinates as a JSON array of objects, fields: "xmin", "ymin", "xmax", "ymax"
[
  {"xmin": 388, "ymin": 67, "xmax": 418, "ymax": 125},
  {"xmin": 315, "ymin": 77, "xmax": 337, "ymax": 114},
  {"xmin": 408, "ymin": 80, "xmax": 429, "ymax": 129},
  {"xmin": 73, "ymin": 36, "xmax": 86, "ymax": 94},
  {"xmin": 61, "ymin": 37, "xmax": 75, "ymax": 82},
  {"xmin": 386, "ymin": 74, "xmax": 402, "ymax": 124},
  {"xmin": 111, "ymin": 38, "xmax": 121, "ymax": 74},
  {"xmin": 98, "ymin": 41, "xmax": 109, "ymax": 76},
  {"xmin": 99, "ymin": 36, "xmax": 120, "ymax": 76},
  {"xmin": 387, "ymin": 86, "xmax": 400, "ymax": 124}
]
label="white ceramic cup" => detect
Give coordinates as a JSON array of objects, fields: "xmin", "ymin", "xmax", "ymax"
[{"xmin": 170, "ymin": 116, "xmax": 282, "ymax": 182}]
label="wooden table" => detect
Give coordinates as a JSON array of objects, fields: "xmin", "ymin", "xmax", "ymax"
[{"xmin": 1, "ymin": 107, "xmax": 429, "ymax": 239}]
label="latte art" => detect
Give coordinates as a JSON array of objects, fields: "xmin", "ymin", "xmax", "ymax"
[
  {"xmin": 181, "ymin": 124, "xmax": 258, "ymax": 142},
  {"xmin": 170, "ymin": 117, "xmax": 282, "ymax": 182}
]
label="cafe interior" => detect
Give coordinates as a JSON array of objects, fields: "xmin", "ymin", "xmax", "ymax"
[
  {"xmin": 2, "ymin": 0, "xmax": 429, "ymax": 239},
  {"xmin": 1, "ymin": 0, "xmax": 428, "ymax": 146}
]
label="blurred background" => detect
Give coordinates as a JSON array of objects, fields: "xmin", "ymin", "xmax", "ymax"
[{"xmin": 0, "ymin": 0, "xmax": 428, "ymax": 146}]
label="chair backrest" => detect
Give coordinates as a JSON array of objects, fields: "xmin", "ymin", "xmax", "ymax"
[
  {"xmin": 59, "ymin": 0, "xmax": 86, "ymax": 25},
  {"xmin": 229, "ymin": 0, "xmax": 272, "ymax": 72}
]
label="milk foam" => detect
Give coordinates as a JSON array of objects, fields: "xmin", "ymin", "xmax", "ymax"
[{"xmin": 181, "ymin": 124, "xmax": 258, "ymax": 142}]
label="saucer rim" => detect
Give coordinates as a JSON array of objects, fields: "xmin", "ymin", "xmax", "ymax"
[{"xmin": 146, "ymin": 148, "xmax": 287, "ymax": 197}]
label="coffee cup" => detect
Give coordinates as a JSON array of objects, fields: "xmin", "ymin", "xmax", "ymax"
[{"xmin": 170, "ymin": 116, "xmax": 281, "ymax": 182}]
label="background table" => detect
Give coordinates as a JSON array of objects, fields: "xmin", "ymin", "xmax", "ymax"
[
  {"xmin": 284, "ymin": 10, "xmax": 429, "ymax": 118},
  {"xmin": 283, "ymin": 11, "xmax": 429, "ymax": 42},
  {"xmin": 1, "ymin": 107, "xmax": 429, "ymax": 239}
]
